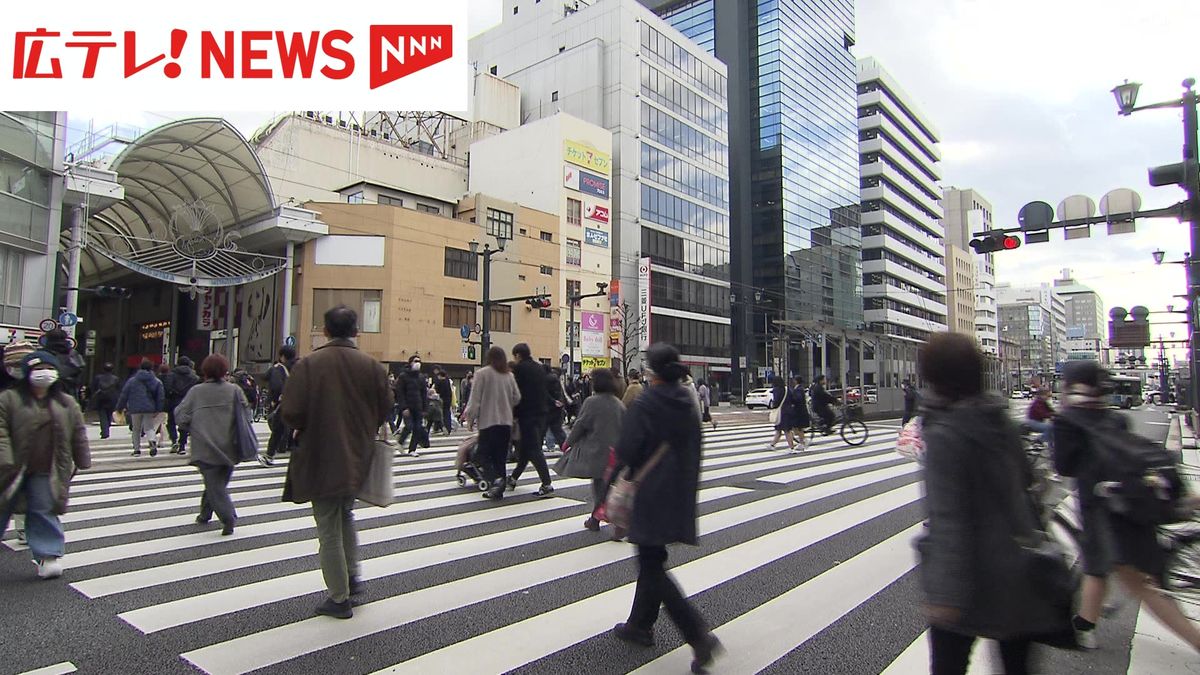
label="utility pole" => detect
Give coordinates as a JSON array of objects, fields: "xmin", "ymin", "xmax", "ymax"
[{"xmin": 470, "ymin": 239, "xmax": 506, "ymax": 366}]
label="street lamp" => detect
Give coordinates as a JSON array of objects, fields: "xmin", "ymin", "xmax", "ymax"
[
  {"xmin": 1111, "ymin": 80, "xmax": 1142, "ymax": 116},
  {"xmin": 469, "ymin": 237, "xmax": 507, "ymax": 366}
]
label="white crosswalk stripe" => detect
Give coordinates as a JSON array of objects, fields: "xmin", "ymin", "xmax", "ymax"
[{"xmin": 9, "ymin": 421, "xmax": 956, "ymax": 674}]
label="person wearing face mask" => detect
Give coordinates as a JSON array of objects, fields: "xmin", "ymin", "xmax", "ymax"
[
  {"xmin": 0, "ymin": 351, "xmax": 91, "ymax": 579},
  {"xmin": 0, "ymin": 340, "xmax": 35, "ymax": 546},
  {"xmin": 395, "ymin": 355, "xmax": 429, "ymax": 456}
]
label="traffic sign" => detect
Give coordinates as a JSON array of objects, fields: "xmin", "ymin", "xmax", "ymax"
[
  {"xmin": 58, "ymin": 312, "xmax": 79, "ymax": 327},
  {"xmin": 462, "ymin": 346, "xmax": 469, "ymax": 359},
  {"xmin": 284, "ymin": 335, "xmax": 296, "ymax": 347},
  {"xmin": 460, "ymin": 325, "xmax": 471, "ymax": 340},
  {"xmin": 561, "ymin": 353, "xmax": 570, "ymax": 365}
]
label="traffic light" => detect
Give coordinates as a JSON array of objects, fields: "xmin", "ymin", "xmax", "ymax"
[
  {"xmin": 94, "ymin": 286, "xmax": 131, "ymax": 299},
  {"xmin": 467, "ymin": 345, "xmax": 476, "ymax": 361},
  {"xmin": 525, "ymin": 295, "xmax": 552, "ymax": 310},
  {"xmin": 968, "ymin": 234, "xmax": 1021, "ymax": 254}
]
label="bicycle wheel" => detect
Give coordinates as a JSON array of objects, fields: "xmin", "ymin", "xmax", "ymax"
[{"xmin": 840, "ymin": 420, "xmax": 869, "ymax": 446}]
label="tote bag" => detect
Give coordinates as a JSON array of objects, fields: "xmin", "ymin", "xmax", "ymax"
[
  {"xmin": 358, "ymin": 440, "xmax": 395, "ymax": 507},
  {"xmin": 232, "ymin": 389, "xmax": 259, "ymax": 463}
]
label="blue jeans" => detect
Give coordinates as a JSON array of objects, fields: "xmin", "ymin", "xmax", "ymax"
[
  {"xmin": 1025, "ymin": 419, "xmax": 1052, "ymax": 444},
  {"xmin": 0, "ymin": 474, "xmax": 65, "ymax": 560}
]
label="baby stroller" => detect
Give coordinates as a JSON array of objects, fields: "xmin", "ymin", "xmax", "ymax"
[{"xmin": 454, "ymin": 433, "xmax": 492, "ymax": 491}]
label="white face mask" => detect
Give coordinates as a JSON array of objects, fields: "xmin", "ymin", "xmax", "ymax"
[
  {"xmin": 29, "ymin": 370, "xmax": 59, "ymax": 388},
  {"xmin": 411, "ymin": 362, "xmax": 421, "ymax": 371}
]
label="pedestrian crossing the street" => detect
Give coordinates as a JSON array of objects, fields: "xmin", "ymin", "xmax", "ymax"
[
  {"xmin": 1, "ymin": 418, "xmax": 1149, "ymax": 674},
  {"xmin": 3, "ymin": 421, "xmax": 940, "ymax": 673}
]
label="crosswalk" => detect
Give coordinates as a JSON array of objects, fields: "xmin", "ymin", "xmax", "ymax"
[{"xmin": 0, "ymin": 417, "xmax": 1137, "ymax": 674}]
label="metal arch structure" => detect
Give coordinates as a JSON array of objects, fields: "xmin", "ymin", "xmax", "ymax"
[{"xmin": 78, "ymin": 118, "xmax": 292, "ymax": 288}]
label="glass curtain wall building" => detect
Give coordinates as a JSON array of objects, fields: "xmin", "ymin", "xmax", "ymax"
[{"xmin": 650, "ymin": 0, "xmax": 862, "ymax": 387}]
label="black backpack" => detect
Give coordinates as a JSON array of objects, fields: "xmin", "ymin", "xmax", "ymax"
[{"xmin": 1079, "ymin": 413, "xmax": 1188, "ymax": 525}]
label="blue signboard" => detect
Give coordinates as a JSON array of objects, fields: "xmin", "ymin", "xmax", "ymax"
[
  {"xmin": 578, "ymin": 170, "xmax": 609, "ymax": 199},
  {"xmin": 584, "ymin": 227, "xmax": 609, "ymax": 248}
]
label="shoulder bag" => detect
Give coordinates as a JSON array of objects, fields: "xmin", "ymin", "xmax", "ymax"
[
  {"xmin": 357, "ymin": 440, "xmax": 395, "ymax": 507},
  {"xmin": 231, "ymin": 387, "xmax": 259, "ymax": 463},
  {"xmin": 769, "ymin": 390, "xmax": 788, "ymax": 426},
  {"xmin": 605, "ymin": 441, "xmax": 670, "ymax": 531}
]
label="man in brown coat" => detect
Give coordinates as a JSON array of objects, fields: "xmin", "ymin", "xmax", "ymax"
[{"xmin": 281, "ymin": 305, "xmax": 392, "ymax": 619}]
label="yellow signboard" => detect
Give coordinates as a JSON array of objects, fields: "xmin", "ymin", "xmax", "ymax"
[
  {"xmin": 564, "ymin": 140, "xmax": 611, "ymax": 176},
  {"xmin": 580, "ymin": 356, "xmax": 611, "ymax": 371}
]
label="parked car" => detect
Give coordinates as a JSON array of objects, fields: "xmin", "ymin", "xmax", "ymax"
[
  {"xmin": 745, "ymin": 388, "xmax": 774, "ymax": 409},
  {"xmin": 1009, "ymin": 390, "xmax": 1025, "ymax": 400}
]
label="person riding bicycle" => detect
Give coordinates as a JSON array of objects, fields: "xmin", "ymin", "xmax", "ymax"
[
  {"xmin": 1025, "ymin": 389, "xmax": 1055, "ymax": 444},
  {"xmin": 809, "ymin": 375, "xmax": 836, "ymax": 434}
]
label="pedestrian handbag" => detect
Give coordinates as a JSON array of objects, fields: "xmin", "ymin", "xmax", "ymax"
[
  {"xmin": 768, "ymin": 391, "xmax": 788, "ymax": 426},
  {"xmin": 357, "ymin": 440, "xmax": 394, "ymax": 507},
  {"xmin": 896, "ymin": 417, "xmax": 925, "ymax": 463},
  {"xmin": 605, "ymin": 441, "xmax": 671, "ymax": 531},
  {"xmin": 231, "ymin": 388, "xmax": 259, "ymax": 463},
  {"xmin": 113, "ymin": 409, "xmax": 126, "ymax": 426},
  {"xmin": 1014, "ymin": 528, "xmax": 1079, "ymax": 648}
]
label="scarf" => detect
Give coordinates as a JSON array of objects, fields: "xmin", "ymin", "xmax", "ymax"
[{"xmin": 1061, "ymin": 383, "xmax": 1106, "ymax": 410}]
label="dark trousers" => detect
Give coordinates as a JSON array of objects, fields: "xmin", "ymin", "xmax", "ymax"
[
  {"xmin": 512, "ymin": 415, "xmax": 551, "ymax": 485},
  {"xmin": 478, "ymin": 425, "xmax": 512, "ymax": 486},
  {"xmin": 388, "ymin": 404, "xmax": 402, "ymax": 434},
  {"xmin": 628, "ymin": 545, "xmax": 705, "ymax": 643},
  {"xmin": 166, "ymin": 405, "xmax": 189, "ymax": 449},
  {"xmin": 545, "ymin": 409, "xmax": 567, "ymax": 448},
  {"xmin": 196, "ymin": 463, "xmax": 236, "ymax": 526},
  {"xmin": 97, "ymin": 405, "xmax": 114, "ymax": 438},
  {"xmin": 266, "ymin": 412, "xmax": 290, "ymax": 458},
  {"xmin": 442, "ymin": 404, "xmax": 454, "ymax": 434},
  {"xmin": 929, "ymin": 626, "xmax": 1033, "ymax": 675},
  {"xmin": 400, "ymin": 410, "xmax": 429, "ymax": 451}
]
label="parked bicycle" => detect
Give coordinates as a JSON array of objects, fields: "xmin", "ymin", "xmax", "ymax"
[{"xmin": 807, "ymin": 403, "xmax": 869, "ymax": 446}]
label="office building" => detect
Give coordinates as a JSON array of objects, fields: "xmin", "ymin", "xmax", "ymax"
[
  {"xmin": 1053, "ymin": 269, "xmax": 1106, "ymax": 343},
  {"xmin": 858, "ymin": 57, "xmax": 947, "ymax": 343},
  {"xmin": 997, "ymin": 282, "xmax": 1067, "ymax": 383},
  {"xmin": 471, "ymin": 0, "xmax": 733, "ymax": 387},
  {"xmin": 646, "ymin": 0, "xmax": 862, "ymax": 388},
  {"xmin": 943, "ymin": 187, "xmax": 999, "ymax": 354}
]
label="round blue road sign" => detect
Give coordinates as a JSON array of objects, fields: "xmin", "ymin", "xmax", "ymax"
[
  {"xmin": 284, "ymin": 335, "xmax": 296, "ymax": 347},
  {"xmin": 460, "ymin": 325, "xmax": 471, "ymax": 340},
  {"xmin": 58, "ymin": 312, "xmax": 78, "ymax": 327}
]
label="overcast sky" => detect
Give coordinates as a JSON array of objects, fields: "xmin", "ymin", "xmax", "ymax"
[{"xmin": 70, "ymin": 0, "xmax": 1199, "ymax": 355}]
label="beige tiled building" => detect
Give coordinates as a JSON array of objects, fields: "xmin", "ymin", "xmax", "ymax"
[
  {"xmin": 293, "ymin": 198, "xmax": 561, "ymax": 374},
  {"xmin": 944, "ymin": 244, "xmax": 977, "ymax": 336}
]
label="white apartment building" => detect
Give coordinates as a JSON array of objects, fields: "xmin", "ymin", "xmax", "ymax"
[
  {"xmin": 470, "ymin": 0, "xmax": 733, "ymax": 384},
  {"xmin": 469, "ymin": 112, "xmax": 616, "ymax": 370},
  {"xmin": 943, "ymin": 187, "xmax": 999, "ymax": 355},
  {"xmin": 858, "ymin": 57, "xmax": 947, "ymax": 343}
]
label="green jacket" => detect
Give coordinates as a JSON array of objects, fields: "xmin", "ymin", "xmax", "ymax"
[{"xmin": 0, "ymin": 388, "xmax": 91, "ymax": 515}]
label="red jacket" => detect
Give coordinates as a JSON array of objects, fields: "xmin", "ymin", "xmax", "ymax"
[{"xmin": 1027, "ymin": 398, "xmax": 1054, "ymax": 422}]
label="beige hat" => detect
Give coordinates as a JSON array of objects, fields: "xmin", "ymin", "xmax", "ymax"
[{"xmin": 3, "ymin": 340, "xmax": 36, "ymax": 367}]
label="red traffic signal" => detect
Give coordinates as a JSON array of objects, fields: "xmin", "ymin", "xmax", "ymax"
[
  {"xmin": 525, "ymin": 296, "xmax": 553, "ymax": 310},
  {"xmin": 969, "ymin": 234, "xmax": 1021, "ymax": 254}
]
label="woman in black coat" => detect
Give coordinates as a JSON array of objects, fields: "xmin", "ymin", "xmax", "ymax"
[
  {"xmin": 767, "ymin": 376, "xmax": 809, "ymax": 451},
  {"xmin": 611, "ymin": 344, "xmax": 721, "ymax": 673},
  {"xmin": 916, "ymin": 332, "xmax": 1066, "ymax": 674}
]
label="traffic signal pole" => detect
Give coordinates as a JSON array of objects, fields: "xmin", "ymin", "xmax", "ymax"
[
  {"xmin": 567, "ymin": 283, "xmax": 609, "ymax": 379},
  {"xmin": 1180, "ymin": 83, "xmax": 1199, "ymax": 416}
]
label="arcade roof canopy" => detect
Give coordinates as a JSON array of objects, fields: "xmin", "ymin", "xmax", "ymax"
[{"xmin": 83, "ymin": 118, "xmax": 297, "ymax": 286}]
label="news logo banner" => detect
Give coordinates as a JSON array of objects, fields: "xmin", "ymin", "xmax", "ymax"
[{"xmin": 1, "ymin": 1, "xmax": 469, "ymax": 110}]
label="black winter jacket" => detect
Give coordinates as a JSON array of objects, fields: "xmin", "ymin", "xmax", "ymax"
[
  {"xmin": 512, "ymin": 359, "xmax": 547, "ymax": 419},
  {"xmin": 617, "ymin": 382, "xmax": 702, "ymax": 547},
  {"xmin": 396, "ymin": 370, "xmax": 428, "ymax": 413}
]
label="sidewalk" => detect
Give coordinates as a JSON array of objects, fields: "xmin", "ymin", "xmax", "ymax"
[{"xmin": 1127, "ymin": 413, "xmax": 1200, "ymax": 673}]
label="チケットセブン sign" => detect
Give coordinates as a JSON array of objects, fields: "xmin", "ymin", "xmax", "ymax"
[
  {"xmin": 2, "ymin": 1, "xmax": 469, "ymax": 109},
  {"xmin": 584, "ymin": 228, "xmax": 609, "ymax": 248},
  {"xmin": 563, "ymin": 140, "xmax": 610, "ymax": 176}
]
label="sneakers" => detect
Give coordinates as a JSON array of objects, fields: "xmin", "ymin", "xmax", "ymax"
[
  {"xmin": 257, "ymin": 454, "xmax": 274, "ymax": 467},
  {"xmin": 612, "ymin": 622, "xmax": 655, "ymax": 647},
  {"xmin": 535, "ymin": 484, "xmax": 555, "ymax": 497},
  {"xmin": 1076, "ymin": 628, "xmax": 1098, "ymax": 650},
  {"xmin": 584, "ymin": 517, "xmax": 601, "ymax": 532},
  {"xmin": 130, "ymin": 449, "xmax": 142, "ymax": 457},
  {"xmin": 35, "ymin": 557, "xmax": 63, "ymax": 579},
  {"xmin": 148, "ymin": 441, "xmax": 158, "ymax": 457},
  {"xmin": 314, "ymin": 597, "xmax": 353, "ymax": 619},
  {"xmin": 220, "ymin": 520, "xmax": 235, "ymax": 536},
  {"xmin": 765, "ymin": 443, "xmax": 777, "ymax": 451}
]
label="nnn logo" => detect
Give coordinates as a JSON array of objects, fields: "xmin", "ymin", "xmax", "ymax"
[{"xmin": 370, "ymin": 25, "xmax": 452, "ymax": 89}]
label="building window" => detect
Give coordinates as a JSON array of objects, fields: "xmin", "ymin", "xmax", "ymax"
[
  {"xmin": 416, "ymin": 203, "xmax": 440, "ymax": 214},
  {"xmin": 513, "ymin": 4, "xmax": 518, "ymax": 13},
  {"xmin": 539, "ymin": 309, "xmax": 553, "ymax": 319},
  {"xmin": 567, "ymin": 198, "xmax": 582, "ymax": 226},
  {"xmin": 346, "ymin": 191, "xmax": 364, "ymax": 204},
  {"xmin": 486, "ymin": 207, "xmax": 514, "ymax": 241},
  {"xmin": 567, "ymin": 278, "xmax": 581, "ymax": 303},
  {"xmin": 539, "ymin": 264, "xmax": 553, "ymax": 276},
  {"xmin": 0, "ymin": 247, "xmax": 24, "ymax": 324},
  {"xmin": 489, "ymin": 304, "xmax": 512, "ymax": 333},
  {"xmin": 313, "ymin": 289, "xmax": 383, "ymax": 333},
  {"xmin": 378, "ymin": 194, "xmax": 403, "ymax": 207},
  {"xmin": 540, "ymin": 230, "xmax": 553, "ymax": 242},
  {"xmin": 443, "ymin": 298, "xmax": 477, "ymax": 329},
  {"xmin": 444, "ymin": 247, "xmax": 478, "ymax": 280},
  {"xmin": 566, "ymin": 238, "xmax": 581, "ymax": 266},
  {"xmin": 489, "ymin": 65, "xmax": 498, "ymax": 75},
  {"xmin": 551, "ymin": 91, "xmax": 559, "ymax": 102}
]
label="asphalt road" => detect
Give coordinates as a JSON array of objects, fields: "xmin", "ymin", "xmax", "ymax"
[{"xmin": 0, "ymin": 408, "xmax": 1174, "ymax": 675}]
